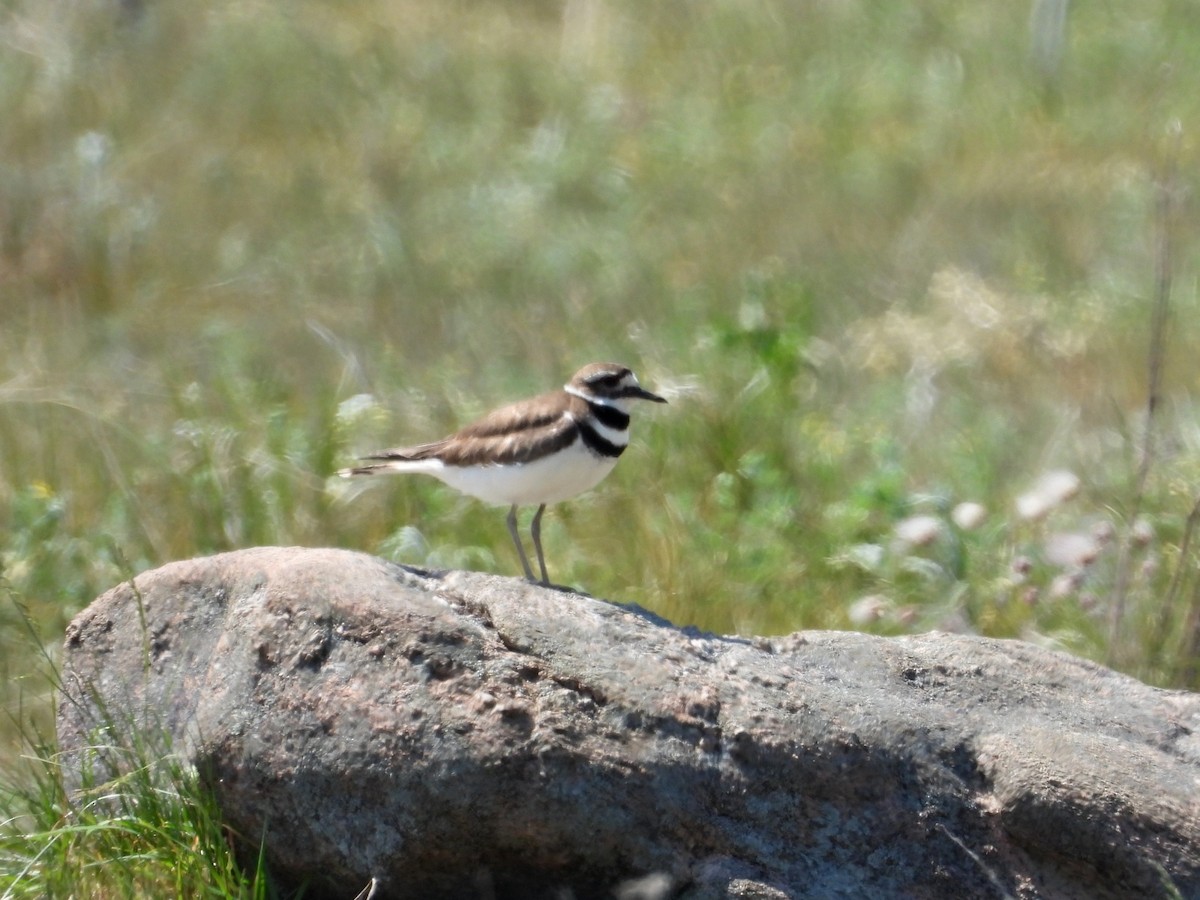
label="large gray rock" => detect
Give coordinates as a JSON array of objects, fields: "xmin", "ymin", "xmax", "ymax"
[{"xmin": 58, "ymin": 547, "xmax": 1200, "ymax": 899}]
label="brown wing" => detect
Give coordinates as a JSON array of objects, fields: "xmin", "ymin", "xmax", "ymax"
[{"xmin": 362, "ymin": 390, "xmax": 585, "ymax": 467}]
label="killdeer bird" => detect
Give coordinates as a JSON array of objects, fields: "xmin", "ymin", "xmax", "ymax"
[{"xmin": 339, "ymin": 363, "xmax": 667, "ymax": 585}]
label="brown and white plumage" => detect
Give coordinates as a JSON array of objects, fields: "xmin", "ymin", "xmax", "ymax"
[{"xmin": 339, "ymin": 362, "xmax": 667, "ymax": 584}]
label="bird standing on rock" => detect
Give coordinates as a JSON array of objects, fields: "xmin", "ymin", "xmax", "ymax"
[{"xmin": 339, "ymin": 362, "xmax": 667, "ymax": 585}]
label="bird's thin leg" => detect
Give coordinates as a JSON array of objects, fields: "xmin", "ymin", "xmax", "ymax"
[
  {"xmin": 506, "ymin": 504, "xmax": 536, "ymax": 581},
  {"xmin": 530, "ymin": 503, "xmax": 550, "ymax": 586}
]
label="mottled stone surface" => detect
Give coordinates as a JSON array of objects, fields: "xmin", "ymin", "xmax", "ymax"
[{"xmin": 58, "ymin": 547, "xmax": 1200, "ymax": 899}]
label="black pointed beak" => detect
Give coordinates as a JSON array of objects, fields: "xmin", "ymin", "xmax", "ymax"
[{"xmin": 625, "ymin": 385, "xmax": 668, "ymax": 403}]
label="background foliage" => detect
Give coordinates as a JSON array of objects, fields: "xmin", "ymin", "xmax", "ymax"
[
  {"xmin": 3, "ymin": 3, "xmax": 1200, "ymax": 887},
  {"xmin": 5, "ymin": 0, "xmax": 1200, "ymax": 690},
  {"xmin": 4, "ymin": 0, "xmax": 1200, "ymax": 892}
]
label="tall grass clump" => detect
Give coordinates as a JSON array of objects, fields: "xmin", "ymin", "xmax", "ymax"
[
  {"xmin": 0, "ymin": 583, "xmax": 282, "ymax": 898},
  {"xmin": 1, "ymin": 728, "xmax": 278, "ymax": 899}
]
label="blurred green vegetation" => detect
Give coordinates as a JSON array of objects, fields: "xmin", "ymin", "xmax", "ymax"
[
  {"xmin": 4, "ymin": 0, "xmax": 1200, "ymax": 756},
  {"xmin": 4, "ymin": 0, "xmax": 1200, "ymax": 892}
]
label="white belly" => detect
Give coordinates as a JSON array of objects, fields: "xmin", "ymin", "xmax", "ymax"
[{"xmin": 418, "ymin": 443, "xmax": 619, "ymax": 506}]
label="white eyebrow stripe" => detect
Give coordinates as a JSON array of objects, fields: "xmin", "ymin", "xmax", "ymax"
[{"xmin": 565, "ymin": 384, "xmax": 629, "ymax": 409}]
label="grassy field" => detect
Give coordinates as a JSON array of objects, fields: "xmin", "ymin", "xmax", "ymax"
[{"xmin": 3, "ymin": 0, "xmax": 1200, "ymax": 893}]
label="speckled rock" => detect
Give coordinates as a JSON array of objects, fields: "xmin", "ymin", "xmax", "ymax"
[{"xmin": 58, "ymin": 547, "xmax": 1200, "ymax": 899}]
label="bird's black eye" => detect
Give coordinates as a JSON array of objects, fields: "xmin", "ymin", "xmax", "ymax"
[{"xmin": 591, "ymin": 373, "xmax": 622, "ymax": 388}]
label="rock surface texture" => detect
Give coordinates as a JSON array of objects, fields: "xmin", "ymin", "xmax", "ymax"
[{"xmin": 58, "ymin": 547, "xmax": 1200, "ymax": 900}]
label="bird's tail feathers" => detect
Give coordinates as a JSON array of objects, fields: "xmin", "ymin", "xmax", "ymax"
[
  {"xmin": 339, "ymin": 464, "xmax": 380, "ymax": 478},
  {"xmin": 338, "ymin": 462, "xmax": 408, "ymax": 478},
  {"xmin": 338, "ymin": 458, "xmax": 439, "ymax": 478}
]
